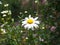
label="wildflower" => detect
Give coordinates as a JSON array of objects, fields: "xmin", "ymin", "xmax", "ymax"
[
  {"xmin": 3, "ymin": 14, "xmax": 6, "ymax": 17},
  {"xmin": 50, "ymin": 26, "xmax": 56, "ymax": 32},
  {"xmin": 1, "ymin": 10, "xmax": 8, "ymax": 14},
  {"xmin": 22, "ymin": 15, "xmax": 40, "ymax": 30},
  {"xmin": 35, "ymin": 0, "xmax": 38, "ymax": 3},
  {"xmin": 4, "ymin": 4, "xmax": 9, "ymax": 7},
  {"xmin": 21, "ymin": 30, "xmax": 23, "ymax": 33},
  {"xmin": 11, "ymin": 18, "xmax": 14, "ymax": 22},
  {"xmin": 39, "ymin": 37, "xmax": 44, "ymax": 42},
  {"xmin": 1, "ymin": 28, "xmax": 6, "ymax": 34},
  {"xmin": 20, "ymin": 12, "xmax": 22, "ymax": 14},
  {"xmin": 42, "ymin": 27, "xmax": 45, "ymax": 29},
  {"xmin": 24, "ymin": 11, "xmax": 28, "ymax": 13},
  {"xmin": 8, "ymin": 10, "xmax": 12, "ymax": 15},
  {"xmin": 0, "ymin": 1, "xmax": 2, "ymax": 4},
  {"xmin": 26, "ymin": 37, "xmax": 28, "ymax": 39}
]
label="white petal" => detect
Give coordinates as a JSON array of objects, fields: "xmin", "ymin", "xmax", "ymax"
[
  {"xmin": 31, "ymin": 25, "xmax": 34, "ymax": 30},
  {"xmin": 26, "ymin": 24, "xmax": 32, "ymax": 30},
  {"xmin": 33, "ymin": 24, "xmax": 39, "ymax": 28},
  {"xmin": 28, "ymin": 24, "xmax": 32, "ymax": 29},
  {"xmin": 34, "ymin": 17, "xmax": 38, "ymax": 20},
  {"xmin": 35, "ymin": 21, "xmax": 40, "ymax": 24},
  {"xmin": 29, "ymin": 15, "xmax": 31, "ymax": 18},
  {"xmin": 28, "ymin": 15, "xmax": 34, "ymax": 20},
  {"xmin": 22, "ymin": 21, "xmax": 26, "ymax": 24},
  {"xmin": 22, "ymin": 21, "xmax": 27, "ymax": 26},
  {"xmin": 24, "ymin": 24, "xmax": 29, "ymax": 29},
  {"xmin": 25, "ymin": 17, "xmax": 28, "ymax": 20},
  {"xmin": 24, "ymin": 24, "xmax": 34, "ymax": 30}
]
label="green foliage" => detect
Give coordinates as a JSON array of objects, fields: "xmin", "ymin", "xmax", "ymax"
[{"xmin": 0, "ymin": 0, "xmax": 60, "ymax": 45}]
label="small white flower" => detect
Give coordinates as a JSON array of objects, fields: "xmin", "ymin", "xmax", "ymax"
[
  {"xmin": 3, "ymin": 14, "xmax": 6, "ymax": 17},
  {"xmin": 39, "ymin": 37, "xmax": 44, "ymax": 42},
  {"xmin": 8, "ymin": 10, "xmax": 12, "ymax": 15},
  {"xmin": 4, "ymin": 4, "xmax": 9, "ymax": 7},
  {"xmin": 0, "ymin": 1, "xmax": 2, "ymax": 4},
  {"xmin": 35, "ymin": 0, "xmax": 38, "ymax": 3},
  {"xmin": 24, "ymin": 11, "xmax": 28, "ymax": 13},
  {"xmin": 20, "ymin": 12, "xmax": 22, "ymax": 14},
  {"xmin": 1, "ymin": 29, "xmax": 6, "ymax": 34},
  {"xmin": 21, "ymin": 30, "xmax": 23, "ymax": 33},
  {"xmin": 39, "ymin": 38, "xmax": 44, "ymax": 42},
  {"xmin": 42, "ymin": 27, "xmax": 45, "ymax": 29},
  {"xmin": 22, "ymin": 15, "xmax": 40, "ymax": 30},
  {"xmin": 26, "ymin": 37, "xmax": 28, "ymax": 39},
  {"xmin": 11, "ymin": 18, "xmax": 14, "ymax": 22},
  {"xmin": 1, "ymin": 10, "xmax": 8, "ymax": 14}
]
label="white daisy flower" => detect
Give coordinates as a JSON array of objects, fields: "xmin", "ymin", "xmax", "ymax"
[
  {"xmin": 22, "ymin": 15, "xmax": 40, "ymax": 30},
  {"xmin": 4, "ymin": 4, "xmax": 9, "ymax": 7}
]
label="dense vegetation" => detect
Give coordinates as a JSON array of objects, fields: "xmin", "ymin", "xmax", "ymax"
[{"xmin": 0, "ymin": 0, "xmax": 60, "ymax": 45}]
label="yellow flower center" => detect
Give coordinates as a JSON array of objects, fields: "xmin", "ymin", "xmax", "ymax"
[{"xmin": 27, "ymin": 19, "xmax": 34, "ymax": 24}]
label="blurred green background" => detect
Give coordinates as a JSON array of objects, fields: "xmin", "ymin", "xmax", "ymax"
[{"xmin": 0, "ymin": 0, "xmax": 60, "ymax": 45}]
